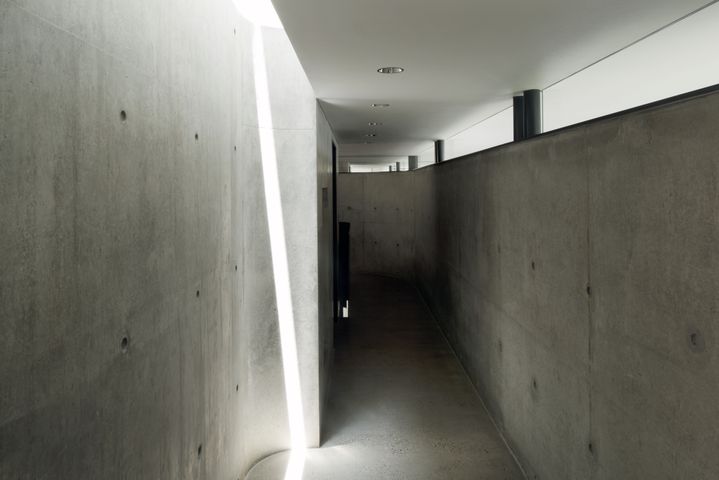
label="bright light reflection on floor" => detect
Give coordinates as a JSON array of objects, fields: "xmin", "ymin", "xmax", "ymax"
[
  {"xmin": 283, "ymin": 450, "xmax": 306, "ymax": 480},
  {"xmin": 251, "ymin": 20, "xmax": 307, "ymax": 479}
]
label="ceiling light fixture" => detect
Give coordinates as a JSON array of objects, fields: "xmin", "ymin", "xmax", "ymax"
[
  {"xmin": 371, "ymin": 103, "xmax": 390, "ymax": 108},
  {"xmin": 368, "ymin": 122, "xmax": 383, "ymax": 126},
  {"xmin": 377, "ymin": 67, "xmax": 405, "ymax": 74},
  {"xmin": 365, "ymin": 133, "xmax": 376, "ymax": 137}
]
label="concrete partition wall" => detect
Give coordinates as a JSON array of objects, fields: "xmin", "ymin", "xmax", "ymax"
[
  {"xmin": 337, "ymin": 172, "xmax": 416, "ymax": 281},
  {"xmin": 316, "ymin": 106, "xmax": 335, "ymax": 419},
  {"xmin": 339, "ymin": 90, "xmax": 719, "ymax": 479},
  {"xmin": 415, "ymin": 126, "xmax": 593, "ymax": 480},
  {"xmin": 1, "ymin": 1, "xmax": 323, "ymax": 479}
]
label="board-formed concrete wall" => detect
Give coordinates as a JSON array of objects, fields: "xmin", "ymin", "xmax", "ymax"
[
  {"xmin": 0, "ymin": 1, "xmax": 323, "ymax": 478},
  {"xmin": 339, "ymin": 90, "xmax": 719, "ymax": 480}
]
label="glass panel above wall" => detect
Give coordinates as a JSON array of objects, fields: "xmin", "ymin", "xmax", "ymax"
[
  {"xmin": 416, "ymin": 148, "xmax": 435, "ymax": 169},
  {"xmin": 346, "ymin": 156, "xmax": 409, "ymax": 173},
  {"xmin": 445, "ymin": 107, "xmax": 514, "ymax": 161},
  {"xmin": 544, "ymin": 2, "xmax": 719, "ymax": 132}
]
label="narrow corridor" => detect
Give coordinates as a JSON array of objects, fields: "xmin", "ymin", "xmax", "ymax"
[
  {"xmin": 5, "ymin": 1, "xmax": 719, "ymax": 477},
  {"xmin": 247, "ymin": 275, "xmax": 525, "ymax": 479}
]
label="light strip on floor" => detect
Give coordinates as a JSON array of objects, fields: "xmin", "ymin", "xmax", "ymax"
[
  {"xmin": 284, "ymin": 450, "xmax": 306, "ymax": 480},
  {"xmin": 251, "ymin": 22, "xmax": 307, "ymax": 460}
]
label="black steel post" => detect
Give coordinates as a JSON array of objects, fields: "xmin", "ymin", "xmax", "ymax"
[
  {"xmin": 408, "ymin": 155, "xmax": 418, "ymax": 171},
  {"xmin": 513, "ymin": 95, "xmax": 526, "ymax": 141},
  {"xmin": 434, "ymin": 140, "xmax": 444, "ymax": 163},
  {"xmin": 524, "ymin": 89, "xmax": 543, "ymax": 138}
]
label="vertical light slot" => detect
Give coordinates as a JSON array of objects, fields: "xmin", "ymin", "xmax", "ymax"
[
  {"xmin": 233, "ymin": 0, "xmax": 283, "ymax": 27},
  {"xmin": 251, "ymin": 23, "xmax": 307, "ymax": 462}
]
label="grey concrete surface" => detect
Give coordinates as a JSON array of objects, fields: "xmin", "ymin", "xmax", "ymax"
[
  {"xmin": 339, "ymin": 90, "xmax": 719, "ymax": 479},
  {"xmin": 1, "ymin": 2, "xmax": 324, "ymax": 478},
  {"xmin": 316, "ymin": 105, "xmax": 335, "ymax": 420},
  {"xmin": 245, "ymin": 274, "xmax": 525, "ymax": 480},
  {"xmin": 338, "ymin": 173, "xmax": 416, "ymax": 281}
]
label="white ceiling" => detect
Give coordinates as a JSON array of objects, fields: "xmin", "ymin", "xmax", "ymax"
[{"xmin": 271, "ymin": 0, "xmax": 710, "ymax": 158}]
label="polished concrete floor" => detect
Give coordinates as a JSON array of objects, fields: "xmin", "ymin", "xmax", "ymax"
[{"xmin": 246, "ymin": 274, "xmax": 525, "ymax": 480}]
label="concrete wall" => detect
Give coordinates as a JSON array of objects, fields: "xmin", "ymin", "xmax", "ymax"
[
  {"xmin": 1, "ymin": 1, "xmax": 322, "ymax": 478},
  {"xmin": 316, "ymin": 105, "xmax": 335, "ymax": 423},
  {"xmin": 338, "ymin": 172, "xmax": 416, "ymax": 281},
  {"xmin": 339, "ymin": 90, "xmax": 719, "ymax": 479},
  {"xmin": 259, "ymin": 26, "xmax": 323, "ymax": 453}
]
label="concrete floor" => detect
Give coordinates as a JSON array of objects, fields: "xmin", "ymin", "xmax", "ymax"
[{"xmin": 246, "ymin": 274, "xmax": 525, "ymax": 480}]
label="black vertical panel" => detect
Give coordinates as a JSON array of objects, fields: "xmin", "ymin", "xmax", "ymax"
[{"xmin": 338, "ymin": 222, "xmax": 350, "ymax": 315}]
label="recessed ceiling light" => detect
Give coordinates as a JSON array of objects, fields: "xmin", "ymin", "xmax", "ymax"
[
  {"xmin": 372, "ymin": 103, "xmax": 390, "ymax": 107},
  {"xmin": 365, "ymin": 133, "xmax": 376, "ymax": 137},
  {"xmin": 368, "ymin": 122, "xmax": 383, "ymax": 126},
  {"xmin": 377, "ymin": 67, "xmax": 405, "ymax": 74}
]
